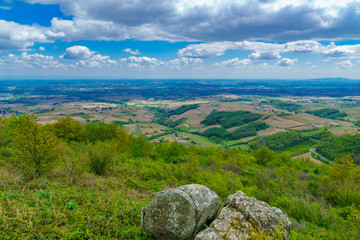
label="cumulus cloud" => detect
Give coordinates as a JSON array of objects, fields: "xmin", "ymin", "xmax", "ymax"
[
  {"xmin": 23, "ymin": 0, "xmax": 360, "ymax": 42},
  {"xmin": 178, "ymin": 42, "xmax": 239, "ymax": 58},
  {"xmin": 0, "ymin": 20, "xmax": 58, "ymax": 50},
  {"xmin": 74, "ymin": 54, "xmax": 117, "ymax": 68},
  {"xmin": 321, "ymin": 43, "xmax": 360, "ymax": 58},
  {"xmin": 249, "ymin": 52, "xmax": 281, "ymax": 60},
  {"xmin": 215, "ymin": 58, "xmax": 252, "ymax": 67},
  {"xmin": 178, "ymin": 40, "xmax": 360, "ymax": 60},
  {"xmin": 168, "ymin": 57, "xmax": 203, "ymax": 66},
  {"xmin": 0, "ymin": 52, "xmax": 63, "ymax": 69},
  {"xmin": 119, "ymin": 56, "xmax": 164, "ymax": 68},
  {"xmin": 123, "ymin": 48, "xmax": 141, "ymax": 55},
  {"xmin": 61, "ymin": 45, "xmax": 94, "ymax": 59},
  {"xmin": 276, "ymin": 58, "xmax": 298, "ymax": 67},
  {"xmin": 335, "ymin": 60, "xmax": 354, "ymax": 69},
  {"xmin": 283, "ymin": 41, "xmax": 323, "ymax": 53},
  {"xmin": 39, "ymin": 46, "xmax": 45, "ymax": 51},
  {"xmin": 167, "ymin": 57, "xmax": 203, "ymax": 70},
  {"xmin": 178, "ymin": 41, "xmax": 283, "ymax": 59}
]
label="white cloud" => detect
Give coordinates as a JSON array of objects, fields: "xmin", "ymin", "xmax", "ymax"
[
  {"xmin": 276, "ymin": 58, "xmax": 298, "ymax": 67},
  {"xmin": 169, "ymin": 57, "xmax": 203, "ymax": 66},
  {"xmin": 283, "ymin": 40, "xmax": 323, "ymax": 53},
  {"xmin": 62, "ymin": 45, "xmax": 94, "ymax": 59},
  {"xmin": 335, "ymin": 60, "xmax": 354, "ymax": 69},
  {"xmin": 119, "ymin": 56, "xmax": 164, "ymax": 68},
  {"xmin": 0, "ymin": 53, "xmax": 63, "ymax": 69},
  {"xmin": 123, "ymin": 48, "xmax": 141, "ymax": 55},
  {"xmin": 178, "ymin": 42, "xmax": 239, "ymax": 58},
  {"xmin": 215, "ymin": 58, "xmax": 252, "ymax": 67},
  {"xmin": 321, "ymin": 43, "xmax": 359, "ymax": 58},
  {"xmin": 74, "ymin": 54, "xmax": 117, "ymax": 68},
  {"xmin": 0, "ymin": 6, "xmax": 11, "ymax": 10},
  {"xmin": 304, "ymin": 61, "xmax": 312, "ymax": 65},
  {"xmin": 39, "ymin": 46, "xmax": 45, "ymax": 51},
  {"xmin": 178, "ymin": 40, "xmax": 360, "ymax": 60},
  {"xmin": 167, "ymin": 57, "xmax": 203, "ymax": 70},
  {"xmin": 178, "ymin": 41, "xmax": 283, "ymax": 59},
  {"xmin": 257, "ymin": 62, "xmax": 270, "ymax": 69},
  {"xmin": 249, "ymin": 52, "xmax": 281, "ymax": 60},
  {"xmin": 0, "ymin": 20, "xmax": 55, "ymax": 50},
  {"xmin": 24, "ymin": 0, "xmax": 360, "ymax": 42}
]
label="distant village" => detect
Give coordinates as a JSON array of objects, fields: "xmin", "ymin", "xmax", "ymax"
[{"xmin": 254, "ymin": 105, "xmax": 277, "ymax": 113}]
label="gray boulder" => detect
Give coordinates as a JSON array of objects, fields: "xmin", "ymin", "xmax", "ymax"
[
  {"xmin": 195, "ymin": 191, "xmax": 292, "ymax": 240},
  {"xmin": 141, "ymin": 184, "xmax": 220, "ymax": 240}
]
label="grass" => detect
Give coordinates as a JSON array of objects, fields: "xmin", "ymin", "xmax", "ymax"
[
  {"xmin": 349, "ymin": 113, "xmax": 360, "ymax": 120},
  {"xmin": 0, "ymin": 169, "xmax": 151, "ymax": 239},
  {"xmin": 280, "ymin": 140, "xmax": 317, "ymax": 157},
  {"xmin": 303, "ymin": 130, "xmax": 322, "ymax": 136},
  {"xmin": 69, "ymin": 113, "xmax": 95, "ymax": 120},
  {"xmin": 229, "ymin": 144, "xmax": 251, "ymax": 151},
  {"xmin": 227, "ymin": 139, "xmax": 246, "ymax": 146}
]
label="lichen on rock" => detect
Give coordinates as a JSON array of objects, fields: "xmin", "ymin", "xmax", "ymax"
[
  {"xmin": 194, "ymin": 191, "xmax": 292, "ymax": 240},
  {"xmin": 141, "ymin": 184, "xmax": 220, "ymax": 240}
]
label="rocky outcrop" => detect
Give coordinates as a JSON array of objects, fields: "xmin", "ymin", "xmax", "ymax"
[
  {"xmin": 141, "ymin": 184, "xmax": 220, "ymax": 240},
  {"xmin": 194, "ymin": 191, "xmax": 292, "ymax": 240}
]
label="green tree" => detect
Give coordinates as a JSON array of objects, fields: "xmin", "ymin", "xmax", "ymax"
[
  {"xmin": 62, "ymin": 144, "xmax": 87, "ymax": 185},
  {"xmin": 84, "ymin": 121, "xmax": 118, "ymax": 143},
  {"xmin": 319, "ymin": 154, "xmax": 360, "ymax": 206},
  {"xmin": 0, "ymin": 117, "xmax": 11, "ymax": 147},
  {"xmin": 11, "ymin": 114, "xmax": 59, "ymax": 178},
  {"xmin": 253, "ymin": 146, "xmax": 275, "ymax": 165},
  {"xmin": 52, "ymin": 116, "xmax": 84, "ymax": 142}
]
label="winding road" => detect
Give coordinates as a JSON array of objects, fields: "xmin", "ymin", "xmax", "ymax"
[{"xmin": 310, "ymin": 148, "xmax": 335, "ymax": 164}]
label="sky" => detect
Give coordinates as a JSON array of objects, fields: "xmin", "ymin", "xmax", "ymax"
[{"xmin": 1, "ymin": 0, "xmax": 360, "ymax": 79}]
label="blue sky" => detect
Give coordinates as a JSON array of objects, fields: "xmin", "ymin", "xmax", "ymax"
[{"xmin": 1, "ymin": 0, "xmax": 360, "ymax": 79}]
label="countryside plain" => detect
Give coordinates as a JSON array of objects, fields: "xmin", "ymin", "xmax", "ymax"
[
  {"xmin": 1, "ymin": 78, "xmax": 360, "ymax": 239},
  {"xmin": 1, "ymin": 79, "xmax": 359, "ymax": 162}
]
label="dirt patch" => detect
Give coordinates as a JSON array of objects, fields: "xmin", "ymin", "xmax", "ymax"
[
  {"xmin": 337, "ymin": 120, "xmax": 355, "ymax": 127},
  {"xmin": 257, "ymin": 127, "xmax": 287, "ymax": 136},
  {"xmin": 283, "ymin": 113, "xmax": 329, "ymax": 124},
  {"xmin": 187, "ymin": 115, "xmax": 205, "ymax": 128},
  {"xmin": 172, "ymin": 109, "xmax": 202, "ymax": 119},
  {"xmin": 264, "ymin": 116, "xmax": 304, "ymax": 128},
  {"xmin": 291, "ymin": 125, "xmax": 314, "ymax": 131},
  {"xmin": 292, "ymin": 152, "xmax": 323, "ymax": 165},
  {"xmin": 331, "ymin": 130, "xmax": 358, "ymax": 136},
  {"xmin": 199, "ymin": 125, "xmax": 222, "ymax": 133}
]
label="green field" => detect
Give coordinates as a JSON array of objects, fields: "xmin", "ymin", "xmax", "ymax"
[{"xmin": 69, "ymin": 113, "xmax": 95, "ymax": 120}]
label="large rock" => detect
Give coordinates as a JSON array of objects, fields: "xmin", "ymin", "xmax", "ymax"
[
  {"xmin": 195, "ymin": 191, "xmax": 292, "ymax": 240},
  {"xmin": 141, "ymin": 184, "xmax": 220, "ymax": 240}
]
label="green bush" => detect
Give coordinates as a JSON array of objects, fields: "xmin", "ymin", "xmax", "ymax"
[{"xmin": 88, "ymin": 143, "xmax": 114, "ymax": 175}]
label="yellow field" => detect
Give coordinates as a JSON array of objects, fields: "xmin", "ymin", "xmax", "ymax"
[
  {"xmin": 283, "ymin": 113, "xmax": 329, "ymax": 124},
  {"xmin": 257, "ymin": 127, "xmax": 287, "ymax": 136},
  {"xmin": 264, "ymin": 116, "xmax": 304, "ymax": 128}
]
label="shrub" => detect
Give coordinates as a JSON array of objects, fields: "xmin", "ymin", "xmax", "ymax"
[
  {"xmin": 10, "ymin": 114, "xmax": 60, "ymax": 178},
  {"xmin": 88, "ymin": 143, "xmax": 114, "ymax": 175}
]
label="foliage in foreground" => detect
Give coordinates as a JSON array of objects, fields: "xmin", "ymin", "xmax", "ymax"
[
  {"xmin": 317, "ymin": 134, "xmax": 360, "ymax": 164},
  {"xmin": 0, "ymin": 115, "xmax": 360, "ymax": 239}
]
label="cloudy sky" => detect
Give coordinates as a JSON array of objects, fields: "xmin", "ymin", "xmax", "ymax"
[{"xmin": 1, "ymin": 0, "xmax": 360, "ymax": 79}]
